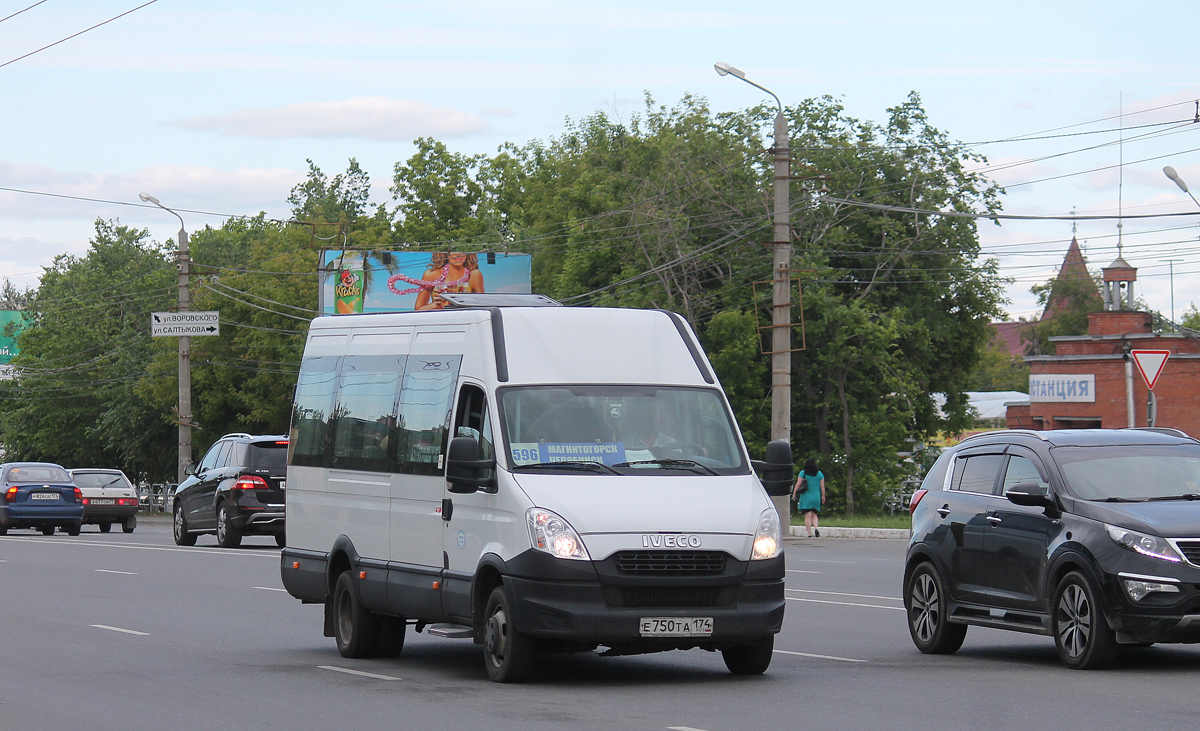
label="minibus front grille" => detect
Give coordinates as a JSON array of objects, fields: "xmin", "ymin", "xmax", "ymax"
[
  {"xmin": 602, "ymin": 585, "xmax": 738, "ymax": 609},
  {"xmin": 613, "ymin": 551, "xmax": 727, "ymax": 576}
]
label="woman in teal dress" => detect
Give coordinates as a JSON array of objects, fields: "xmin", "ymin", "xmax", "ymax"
[{"xmin": 793, "ymin": 458, "xmax": 826, "ymax": 537}]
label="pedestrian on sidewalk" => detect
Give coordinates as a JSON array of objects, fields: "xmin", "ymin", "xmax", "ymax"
[{"xmin": 793, "ymin": 458, "xmax": 825, "ymax": 537}]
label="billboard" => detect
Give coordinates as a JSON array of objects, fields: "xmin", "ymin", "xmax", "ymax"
[
  {"xmin": 318, "ymin": 251, "xmax": 532, "ymax": 315},
  {"xmin": 0, "ymin": 310, "xmax": 27, "ymax": 381}
]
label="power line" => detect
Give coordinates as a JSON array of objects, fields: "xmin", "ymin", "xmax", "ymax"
[
  {"xmin": 0, "ymin": 0, "xmax": 159, "ymax": 70},
  {"xmin": 0, "ymin": 0, "xmax": 49, "ymax": 25}
]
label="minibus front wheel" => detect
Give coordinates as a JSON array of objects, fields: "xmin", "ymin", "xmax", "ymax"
[
  {"xmin": 721, "ymin": 635, "xmax": 774, "ymax": 675},
  {"xmin": 483, "ymin": 585, "xmax": 533, "ymax": 683}
]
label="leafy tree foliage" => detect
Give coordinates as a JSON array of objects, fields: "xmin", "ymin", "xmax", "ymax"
[
  {"xmin": 0, "ymin": 100, "xmax": 1007, "ymax": 511},
  {"xmin": 0, "ymin": 221, "xmax": 176, "ymax": 479}
]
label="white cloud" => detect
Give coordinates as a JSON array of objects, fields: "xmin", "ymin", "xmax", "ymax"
[{"xmin": 169, "ymin": 97, "xmax": 490, "ymax": 141}]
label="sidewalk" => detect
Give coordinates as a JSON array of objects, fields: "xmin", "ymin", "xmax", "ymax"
[{"xmin": 787, "ymin": 525, "xmax": 910, "ymax": 539}]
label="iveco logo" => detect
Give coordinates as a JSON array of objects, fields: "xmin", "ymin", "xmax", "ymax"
[{"xmin": 642, "ymin": 534, "xmax": 702, "ymax": 548}]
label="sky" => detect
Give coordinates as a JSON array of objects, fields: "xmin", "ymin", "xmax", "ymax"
[{"xmin": 2, "ymin": 0, "xmax": 1200, "ymax": 322}]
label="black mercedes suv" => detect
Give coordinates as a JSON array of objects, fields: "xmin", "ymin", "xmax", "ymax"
[
  {"xmin": 172, "ymin": 433, "xmax": 288, "ymax": 548},
  {"xmin": 906, "ymin": 428, "xmax": 1200, "ymax": 669}
]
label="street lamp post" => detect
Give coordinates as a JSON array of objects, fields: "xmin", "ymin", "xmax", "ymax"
[
  {"xmin": 140, "ymin": 193, "xmax": 192, "ymax": 485},
  {"xmin": 1164, "ymin": 166, "xmax": 1200, "ymax": 331},
  {"xmin": 716, "ymin": 62, "xmax": 792, "ymax": 519}
]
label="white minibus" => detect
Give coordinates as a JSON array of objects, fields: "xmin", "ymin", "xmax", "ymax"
[{"xmin": 280, "ymin": 295, "xmax": 793, "ymax": 682}]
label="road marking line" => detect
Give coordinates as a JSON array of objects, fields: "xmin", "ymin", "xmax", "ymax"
[
  {"xmin": 95, "ymin": 569, "xmax": 137, "ymax": 575},
  {"xmin": 787, "ymin": 596, "xmax": 905, "ymax": 611},
  {"xmin": 774, "ymin": 649, "xmax": 868, "ymax": 663},
  {"xmin": 668, "ymin": 727, "xmax": 715, "ymax": 731},
  {"xmin": 91, "ymin": 624, "xmax": 149, "ymax": 636},
  {"xmin": 793, "ymin": 559, "xmax": 855, "ymax": 564},
  {"xmin": 0, "ymin": 535, "xmax": 275, "ymax": 558},
  {"xmin": 786, "ymin": 588, "xmax": 901, "ymax": 602},
  {"xmin": 785, "ymin": 569, "xmax": 821, "ymax": 574},
  {"xmin": 318, "ymin": 665, "xmax": 401, "ymax": 681},
  {"xmin": 253, "ymin": 586, "xmax": 288, "ymax": 592}
]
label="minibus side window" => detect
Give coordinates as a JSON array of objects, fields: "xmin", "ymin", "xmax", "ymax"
[
  {"xmin": 396, "ymin": 355, "xmax": 463, "ymax": 476},
  {"xmin": 454, "ymin": 384, "xmax": 495, "ymax": 477},
  {"xmin": 330, "ymin": 355, "xmax": 405, "ymax": 473},
  {"xmin": 290, "ymin": 356, "xmax": 342, "ymax": 468}
]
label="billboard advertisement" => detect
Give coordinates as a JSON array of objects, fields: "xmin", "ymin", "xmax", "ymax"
[
  {"xmin": 0, "ymin": 310, "xmax": 27, "ymax": 381},
  {"xmin": 319, "ymin": 250, "xmax": 532, "ymax": 315}
]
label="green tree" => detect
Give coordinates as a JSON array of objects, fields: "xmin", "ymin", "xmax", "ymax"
[
  {"xmin": 1026, "ymin": 270, "xmax": 1104, "ymax": 354},
  {"xmin": 0, "ymin": 221, "xmax": 176, "ymax": 479}
]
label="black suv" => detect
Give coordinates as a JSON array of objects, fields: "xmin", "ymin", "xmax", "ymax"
[
  {"xmin": 906, "ymin": 428, "xmax": 1200, "ymax": 669},
  {"xmin": 172, "ymin": 433, "xmax": 288, "ymax": 548}
]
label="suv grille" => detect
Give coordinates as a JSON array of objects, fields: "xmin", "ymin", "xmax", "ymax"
[
  {"xmin": 1174, "ymin": 539, "xmax": 1200, "ymax": 566},
  {"xmin": 614, "ymin": 551, "xmax": 727, "ymax": 576},
  {"xmin": 602, "ymin": 585, "xmax": 738, "ymax": 609}
]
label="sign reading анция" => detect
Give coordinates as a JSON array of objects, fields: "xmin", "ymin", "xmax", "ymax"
[{"xmin": 1029, "ymin": 374, "xmax": 1095, "ymax": 402}]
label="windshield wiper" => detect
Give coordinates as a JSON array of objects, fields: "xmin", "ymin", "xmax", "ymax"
[
  {"xmin": 99, "ymin": 477, "xmax": 124, "ymax": 489},
  {"xmin": 1102, "ymin": 496, "xmax": 1148, "ymax": 502},
  {"xmin": 1147, "ymin": 493, "xmax": 1200, "ymax": 502},
  {"xmin": 514, "ymin": 461, "xmax": 620, "ymax": 475},
  {"xmin": 613, "ymin": 459, "xmax": 719, "ymax": 475}
]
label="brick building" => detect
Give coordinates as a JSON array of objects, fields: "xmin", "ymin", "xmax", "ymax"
[{"xmin": 1005, "ymin": 257, "xmax": 1200, "ymax": 434}]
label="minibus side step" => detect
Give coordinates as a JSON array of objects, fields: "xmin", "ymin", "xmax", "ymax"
[{"xmin": 426, "ymin": 623, "xmax": 473, "ymax": 639}]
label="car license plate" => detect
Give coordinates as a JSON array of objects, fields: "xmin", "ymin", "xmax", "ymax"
[
  {"xmin": 91, "ymin": 498, "xmax": 115, "ymax": 505},
  {"xmin": 31, "ymin": 492, "xmax": 59, "ymax": 500},
  {"xmin": 639, "ymin": 617, "xmax": 713, "ymax": 637}
]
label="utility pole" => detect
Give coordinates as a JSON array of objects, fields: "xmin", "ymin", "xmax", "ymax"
[
  {"xmin": 715, "ymin": 62, "xmax": 792, "ymax": 522},
  {"xmin": 141, "ymin": 193, "xmax": 192, "ymax": 484},
  {"xmin": 1162, "ymin": 259, "xmax": 1182, "ymax": 328}
]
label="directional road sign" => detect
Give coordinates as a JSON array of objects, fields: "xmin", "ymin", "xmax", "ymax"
[
  {"xmin": 1131, "ymin": 349, "xmax": 1170, "ymax": 391},
  {"xmin": 151, "ymin": 311, "xmax": 220, "ymax": 337}
]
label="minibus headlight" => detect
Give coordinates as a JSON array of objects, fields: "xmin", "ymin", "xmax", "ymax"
[
  {"xmin": 527, "ymin": 508, "xmax": 590, "ymax": 561},
  {"xmin": 751, "ymin": 507, "xmax": 782, "ymax": 560}
]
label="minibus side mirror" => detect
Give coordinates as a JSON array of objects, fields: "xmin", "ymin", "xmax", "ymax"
[
  {"xmin": 446, "ymin": 436, "xmax": 496, "ymax": 494},
  {"xmin": 753, "ymin": 440, "xmax": 793, "ymax": 497},
  {"xmin": 184, "ymin": 464, "xmax": 196, "ymax": 476}
]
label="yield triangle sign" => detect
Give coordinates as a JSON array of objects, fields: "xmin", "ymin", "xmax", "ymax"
[{"xmin": 1131, "ymin": 349, "xmax": 1171, "ymax": 390}]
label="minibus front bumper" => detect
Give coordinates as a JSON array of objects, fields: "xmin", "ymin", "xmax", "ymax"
[{"xmin": 503, "ymin": 552, "xmax": 785, "ymax": 651}]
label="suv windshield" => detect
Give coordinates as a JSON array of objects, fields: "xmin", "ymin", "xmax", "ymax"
[
  {"xmin": 72, "ymin": 472, "xmax": 131, "ymax": 489},
  {"xmin": 1055, "ymin": 444, "xmax": 1200, "ymax": 501},
  {"xmin": 499, "ymin": 386, "xmax": 747, "ymax": 474}
]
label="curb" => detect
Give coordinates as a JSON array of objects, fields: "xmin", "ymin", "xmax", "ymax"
[{"xmin": 788, "ymin": 525, "xmax": 910, "ymax": 539}]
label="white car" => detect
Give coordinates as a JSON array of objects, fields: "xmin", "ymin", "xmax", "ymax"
[{"xmin": 69, "ymin": 468, "xmax": 139, "ymax": 533}]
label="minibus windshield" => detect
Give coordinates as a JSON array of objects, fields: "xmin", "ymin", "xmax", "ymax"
[{"xmin": 499, "ymin": 386, "xmax": 748, "ymax": 475}]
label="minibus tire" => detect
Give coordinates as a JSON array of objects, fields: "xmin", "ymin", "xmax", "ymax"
[
  {"xmin": 373, "ymin": 615, "xmax": 406, "ymax": 658},
  {"xmin": 721, "ymin": 635, "xmax": 774, "ymax": 675},
  {"xmin": 483, "ymin": 585, "xmax": 533, "ymax": 683},
  {"xmin": 333, "ymin": 571, "xmax": 379, "ymax": 659}
]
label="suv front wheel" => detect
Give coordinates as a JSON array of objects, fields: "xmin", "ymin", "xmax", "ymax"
[
  {"xmin": 905, "ymin": 562, "xmax": 967, "ymax": 654},
  {"xmin": 173, "ymin": 503, "xmax": 196, "ymax": 546},
  {"xmin": 1053, "ymin": 571, "xmax": 1117, "ymax": 669}
]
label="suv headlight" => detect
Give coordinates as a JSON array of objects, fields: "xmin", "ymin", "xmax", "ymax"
[
  {"xmin": 1105, "ymin": 524, "xmax": 1182, "ymax": 563},
  {"xmin": 527, "ymin": 508, "xmax": 589, "ymax": 560},
  {"xmin": 751, "ymin": 507, "xmax": 782, "ymax": 560}
]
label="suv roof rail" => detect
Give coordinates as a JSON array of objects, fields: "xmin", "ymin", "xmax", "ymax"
[
  {"xmin": 1131, "ymin": 427, "xmax": 1194, "ymax": 439},
  {"xmin": 218, "ymin": 433, "xmax": 253, "ymax": 440},
  {"xmin": 959, "ymin": 429, "xmax": 1049, "ymax": 444}
]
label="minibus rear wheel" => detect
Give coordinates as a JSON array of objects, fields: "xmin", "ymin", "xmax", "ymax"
[
  {"xmin": 333, "ymin": 571, "xmax": 379, "ymax": 659},
  {"xmin": 483, "ymin": 585, "xmax": 533, "ymax": 683}
]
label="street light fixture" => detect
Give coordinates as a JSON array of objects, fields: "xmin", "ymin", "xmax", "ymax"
[
  {"xmin": 1164, "ymin": 166, "xmax": 1200, "ymax": 209},
  {"xmin": 141, "ymin": 192, "xmax": 193, "ymax": 486},
  {"xmin": 714, "ymin": 61, "xmax": 792, "ymax": 503}
]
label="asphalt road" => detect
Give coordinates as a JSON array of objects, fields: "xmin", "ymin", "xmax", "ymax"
[{"xmin": 2, "ymin": 518, "xmax": 1199, "ymax": 731}]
